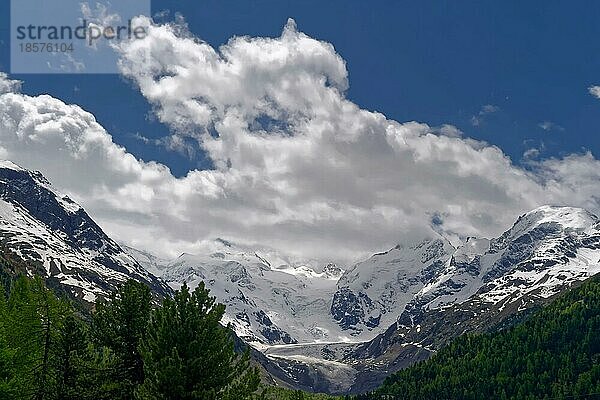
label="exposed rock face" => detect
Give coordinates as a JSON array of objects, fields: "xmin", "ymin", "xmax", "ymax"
[
  {"xmin": 0, "ymin": 161, "xmax": 171, "ymax": 302},
  {"xmin": 340, "ymin": 206, "xmax": 600, "ymax": 392},
  {"xmin": 331, "ymin": 237, "xmax": 455, "ymax": 336}
]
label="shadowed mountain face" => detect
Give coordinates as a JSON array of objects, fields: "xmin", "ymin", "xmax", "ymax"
[
  {"xmin": 0, "ymin": 161, "xmax": 171, "ymax": 303},
  {"xmin": 331, "ymin": 237, "xmax": 455, "ymax": 336}
]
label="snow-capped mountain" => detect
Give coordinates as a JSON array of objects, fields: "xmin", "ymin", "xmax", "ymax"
[
  {"xmin": 409, "ymin": 206, "xmax": 600, "ymax": 315},
  {"xmin": 332, "ymin": 237, "xmax": 455, "ymax": 336},
  {"xmin": 124, "ymin": 205, "xmax": 599, "ymax": 356},
  {"xmin": 230, "ymin": 205, "xmax": 600, "ymax": 394},
  {"xmin": 0, "ymin": 161, "xmax": 171, "ymax": 302},
  {"xmin": 331, "ymin": 206, "xmax": 599, "ymax": 345},
  {"xmin": 347, "ymin": 205, "xmax": 600, "ymax": 392},
  {"xmin": 123, "ymin": 240, "xmax": 346, "ymax": 345}
]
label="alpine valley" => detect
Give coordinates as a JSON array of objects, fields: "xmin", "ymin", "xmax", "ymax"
[{"xmin": 0, "ymin": 160, "xmax": 598, "ymax": 394}]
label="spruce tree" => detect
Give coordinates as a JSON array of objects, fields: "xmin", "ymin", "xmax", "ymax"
[{"xmin": 136, "ymin": 282, "xmax": 260, "ymax": 400}]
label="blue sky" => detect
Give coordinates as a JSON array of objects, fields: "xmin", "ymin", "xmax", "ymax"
[{"xmin": 1, "ymin": 1, "xmax": 599, "ymax": 177}]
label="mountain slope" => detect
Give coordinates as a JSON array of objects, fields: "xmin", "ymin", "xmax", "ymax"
[
  {"xmin": 364, "ymin": 274, "xmax": 600, "ymax": 400},
  {"xmin": 0, "ymin": 161, "xmax": 171, "ymax": 303},
  {"xmin": 233, "ymin": 206, "xmax": 599, "ymax": 394},
  {"xmin": 332, "ymin": 237, "xmax": 455, "ymax": 336}
]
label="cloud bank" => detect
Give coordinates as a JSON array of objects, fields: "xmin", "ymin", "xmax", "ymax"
[{"xmin": 0, "ymin": 19, "xmax": 599, "ymax": 263}]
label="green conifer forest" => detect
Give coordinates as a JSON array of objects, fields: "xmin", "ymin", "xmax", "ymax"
[{"xmin": 360, "ymin": 276, "xmax": 600, "ymax": 400}]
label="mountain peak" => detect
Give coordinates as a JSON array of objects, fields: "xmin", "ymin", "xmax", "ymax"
[
  {"xmin": 0, "ymin": 162, "xmax": 171, "ymax": 302},
  {"xmin": 515, "ymin": 205, "xmax": 598, "ymax": 234},
  {"xmin": 0, "ymin": 160, "xmax": 25, "ymax": 172},
  {"xmin": 0, "ymin": 160, "xmax": 83, "ymax": 214}
]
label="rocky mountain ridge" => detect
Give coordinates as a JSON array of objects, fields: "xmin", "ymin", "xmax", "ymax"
[{"xmin": 0, "ymin": 161, "xmax": 171, "ymax": 303}]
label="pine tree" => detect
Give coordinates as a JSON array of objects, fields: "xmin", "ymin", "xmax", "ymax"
[
  {"xmin": 55, "ymin": 314, "xmax": 89, "ymax": 400},
  {"xmin": 33, "ymin": 278, "xmax": 68, "ymax": 400},
  {"xmin": 136, "ymin": 282, "xmax": 260, "ymax": 400}
]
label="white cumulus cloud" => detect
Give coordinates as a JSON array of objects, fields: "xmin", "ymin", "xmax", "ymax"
[{"xmin": 0, "ymin": 19, "xmax": 599, "ymax": 264}]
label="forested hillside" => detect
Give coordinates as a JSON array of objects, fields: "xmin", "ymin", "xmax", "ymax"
[
  {"xmin": 361, "ymin": 275, "xmax": 600, "ymax": 400},
  {"xmin": 0, "ymin": 275, "xmax": 261, "ymax": 399},
  {"xmin": 0, "ymin": 271, "xmax": 343, "ymax": 400}
]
